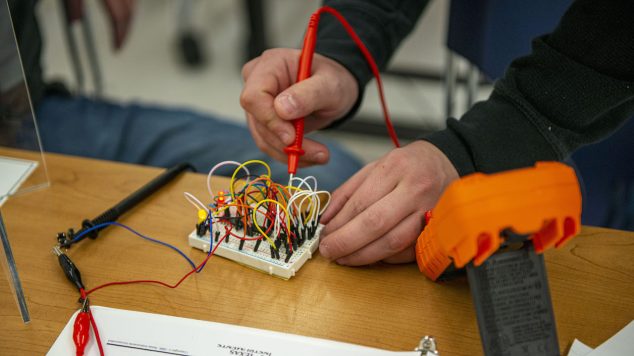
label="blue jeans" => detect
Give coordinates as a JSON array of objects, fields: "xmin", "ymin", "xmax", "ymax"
[{"xmin": 36, "ymin": 95, "xmax": 363, "ymax": 191}]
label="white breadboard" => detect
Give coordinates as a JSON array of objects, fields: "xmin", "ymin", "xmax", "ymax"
[{"xmin": 188, "ymin": 224, "xmax": 323, "ymax": 279}]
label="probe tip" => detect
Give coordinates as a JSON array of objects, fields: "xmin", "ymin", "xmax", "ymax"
[{"xmin": 52, "ymin": 246, "xmax": 63, "ymax": 257}]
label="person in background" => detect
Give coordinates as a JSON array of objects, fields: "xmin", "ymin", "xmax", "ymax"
[
  {"xmin": 240, "ymin": 0, "xmax": 634, "ymax": 265},
  {"xmin": 3, "ymin": 0, "xmax": 362, "ymax": 191}
]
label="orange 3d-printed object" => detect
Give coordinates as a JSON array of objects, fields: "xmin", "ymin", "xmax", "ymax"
[{"xmin": 415, "ymin": 162, "xmax": 582, "ymax": 281}]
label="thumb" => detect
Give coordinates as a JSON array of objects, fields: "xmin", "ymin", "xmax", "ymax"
[{"xmin": 273, "ymin": 76, "xmax": 329, "ymax": 121}]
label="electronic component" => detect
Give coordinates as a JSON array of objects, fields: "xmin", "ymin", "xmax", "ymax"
[
  {"xmin": 188, "ymin": 224, "xmax": 323, "ymax": 279},
  {"xmin": 53, "ymin": 246, "xmax": 85, "ymax": 292},
  {"xmin": 184, "ymin": 160, "xmax": 330, "ymax": 279}
]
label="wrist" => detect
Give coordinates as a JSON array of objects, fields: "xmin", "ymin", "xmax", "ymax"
[
  {"xmin": 421, "ymin": 128, "xmax": 475, "ymax": 177},
  {"xmin": 410, "ymin": 141, "xmax": 459, "ymax": 190}
]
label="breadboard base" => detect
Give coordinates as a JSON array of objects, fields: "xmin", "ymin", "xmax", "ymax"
[{"xmin": 188, "ymin": 224, "xmax": 323, "ymax": 279}]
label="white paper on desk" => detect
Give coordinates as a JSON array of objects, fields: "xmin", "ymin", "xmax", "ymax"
[
  {"xmin": 567, "ymin": 339, "xmax": 593, "ymax": 356},
  {"xmin": 0, "ymin": 155, "xmax": 38, "ymax": 206},
  {"xmin": 48, "ymin": 306, "xmax": 422, "ymax": 356},
  {"xmin": 586, "ymin": 320, "xmax": 634, "ymax": 356}
]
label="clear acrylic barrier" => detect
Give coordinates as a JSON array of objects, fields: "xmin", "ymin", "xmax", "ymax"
[
  {"xmin": 1, "ymin": 0, "xmax": 49, "ymax": 201},
  {"xmin": 1, "ymin": 0, "xmax": 51, "ymax": 323}
]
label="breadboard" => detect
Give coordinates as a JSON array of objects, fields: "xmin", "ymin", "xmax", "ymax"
[{"xmin": 188, "ymin": 224, "xmax": 323, "ymax": 279}]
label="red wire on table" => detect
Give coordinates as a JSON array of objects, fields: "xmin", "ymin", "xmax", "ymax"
[
  {"xmin": 86, "ymin": 227, "xmax": 231, "ymax": 296},
  {"xmin": 88, "ymin": 310, "xmax": 105, "ymax": 356}
]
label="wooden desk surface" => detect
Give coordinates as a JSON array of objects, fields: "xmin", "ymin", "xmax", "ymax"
[{"xmin": 1, "ymin": 152, "xmax": 633, "ymax": 355}]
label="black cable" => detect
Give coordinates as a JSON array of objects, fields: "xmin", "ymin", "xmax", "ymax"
[{"xmin": 57, "ymin": 163, "xmax": 194, "ymax": 247}]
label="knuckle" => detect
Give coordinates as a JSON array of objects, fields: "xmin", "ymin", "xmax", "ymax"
[
  {"xmin": 411, "ymin": 178, "xmax": 431, "ymax": 197},
  {"xmin": 239, "ymin": 90, "xmax": 254, "ymax": 110},
  {"xmin": 261, "ymin": 48, "xmax": 275, "ymax": 57},
  {"xmin": 349, "ymin": 198, "xmax": 365, "ymax": 217},
  {"xmin": 264, "ymin": 117, "xmax": 280, "ymax": 131},
  {"xmin": 389, "ymin": 149, "xmax": 410, "ymax": 170},
  {"xmin": 327, "ymin": 236, "xmax": 348, "ymax": 257},
  {"xmin": 330, "ymin": 188, "xmax": 345, "ymax": 203},
  {"xmin": 363, "ymin": 208, "xmax": 385, "ymax": 232},
  {"xmin": 261, "ymin": 48, "xmax": 282, "ymax": 59},
  {"xmin": 241, "ymin": 61, "xmax": 254, "ymax": 81},
  {"xmin": 386, "ymin": 233, "xmax": 409, "ymax": 252}
]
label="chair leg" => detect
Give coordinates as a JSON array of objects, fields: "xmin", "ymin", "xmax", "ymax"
[
  {"xmin": 0, "ymin": 211, "xmax": 31, "ymax": 323},
  {"xmin": 80, "ymin": 9, "xmax": 104, "ymax": 96},
  {"xmin": 244, "ymin": 0, "xmax": 268, "ymax": 61},
  {"xmin": 444, "ymin": 50, "xmax": 457, "ymax": 119},
  {"xmin": 466, "ymin": 63, "xmax": 479, "ymax": 111},
  {"xmin": 59, "ymin": 0, "xmax": 84, "ymax": 92}
]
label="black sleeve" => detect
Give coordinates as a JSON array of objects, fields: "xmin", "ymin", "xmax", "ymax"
[
  {"xmin": 315, "ymin": 0, "xmax": 429, "ymax": 121},
  {"xmin": 424, "ymin": 0, "xmax": 634, "ymax": 176}
]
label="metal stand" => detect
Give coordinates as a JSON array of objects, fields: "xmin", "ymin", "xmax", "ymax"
[
  {"xmin": 466, "ymin": 64, "xmax": 479, "ymax": 110},
  {"xmin": 59, "ymin": 0, "xmax": 103, "ymax": 96},
  {"xmin": 444, "ymin": 50, "xmax": 457, "ymax": 119},
  {"xmin": 0, "ymin": 210, "xmax": 30, "ymax": 323}
]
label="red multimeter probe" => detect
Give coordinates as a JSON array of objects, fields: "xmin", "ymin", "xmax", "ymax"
[{"xmin": 284, "ymin": 7, "xmax": 400, "ymax": 178}]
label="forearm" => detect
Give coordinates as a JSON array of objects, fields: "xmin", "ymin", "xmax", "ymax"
[{"xmin": 425, "ymin": 0, "xmax": 634, "ymax": 176}]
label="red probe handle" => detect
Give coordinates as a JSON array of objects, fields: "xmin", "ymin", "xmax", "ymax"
[
  {"xmin": 73, "ymin": 311, "xmax": 91, "ymax": 356},
  {"xmin": 285, "ymin": 7, "xmax": 401, "ymax": 174},
  {"xmin": 284, "ymin": 15, "xmax": 319, "ymax": 175}
]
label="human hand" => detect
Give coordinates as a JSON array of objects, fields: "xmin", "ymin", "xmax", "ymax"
[
  {"xmin": 240, "ymin": 48, "xmax": 358, "ymax": 167},
  {"xmin": 318, "ymin": 141, "xmax": 459, "ymax": 265},
  {"xmin": 100, "ymin": 0, "xmax": 135, "ymax": 50}
]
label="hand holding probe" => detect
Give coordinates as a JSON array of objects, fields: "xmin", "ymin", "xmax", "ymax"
[{"xmin": 284, "ymin": 7, "xmax": 401, "ymax": 180}]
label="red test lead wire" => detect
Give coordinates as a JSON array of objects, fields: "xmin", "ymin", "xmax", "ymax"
[{"xmin": 284, "ymin": 6, "xmax": 400, "ymax": 176}]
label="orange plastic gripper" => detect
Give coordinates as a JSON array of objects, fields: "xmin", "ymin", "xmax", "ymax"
[{"xmin": 415, "ymin": 162, "xmax": 582, "ymax": 281}]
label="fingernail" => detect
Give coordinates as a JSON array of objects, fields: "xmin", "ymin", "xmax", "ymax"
[
  {"xmin": 278, "ymin": 94, "xmax": 298, "ymax": 116},
  {"xmin": 313, "ymin": 151, "xmax": 326, "ymax": 162},
  {"xmin": 279, "ymin": 131, "xmax": 292, "ymax": 145},
  {"xmin": 319, "ymin": 243, "xmax": 330, "ymax": 259},
  {"xmin": 335, "ymin": 258, "xmax": 346, "ymax": 265}
]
